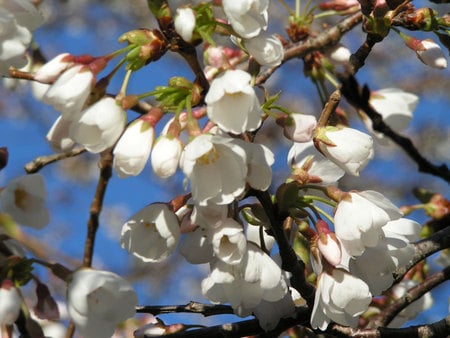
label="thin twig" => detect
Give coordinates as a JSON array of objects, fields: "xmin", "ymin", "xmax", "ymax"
[
  {"xmin": 82, "ymin": 150, "xmax": 113, "ymax": 267},
  {"xmin": 24, "ymin": 147, "xmax": 86, "ymax": 174},
  {"xmin": 339, "ymin": 75, "xmax": 450, "ymax": 183}
]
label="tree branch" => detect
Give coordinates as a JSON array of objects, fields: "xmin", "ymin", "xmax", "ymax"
[
  {"xmin": 82, "ymin": 150, "xmax": 113, "ymax": 267},
  {"xmin": 24, "ymin": 147, "xmax": 86, "ymax": 174},
  {"xmin": 394, "ymin": 225, "xmax": 450, "ymax": 282},
  {"xmin": 329, "ymin": 315, "xmax": 450, "ymax": 338},
  {"xmin": 374, "ymin": 267, "xmax": 450, "ymax": 328},
  {"xmin": 253, "ymin": 190, "xmax": 316, "ymax": 307},
  {"xmin": 145, "ymin": 307, "xmax": 310, "ymax": 338},
  {"xmin": 136, "ymin": 302, "xmax": 234, "ymax": 317},
  {"xmin": 339, "ymin": 74, "xmax": 450, "ymax": 183}
]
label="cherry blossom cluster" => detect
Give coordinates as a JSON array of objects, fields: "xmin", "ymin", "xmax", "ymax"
[{"xmin": 0, "ymin": 0, "xmax": 447, "ymax": 337}]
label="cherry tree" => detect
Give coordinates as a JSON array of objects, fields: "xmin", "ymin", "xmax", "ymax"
[{"xmin": 0, "ymin": 0, "xmax": 449, "ymax": 337}]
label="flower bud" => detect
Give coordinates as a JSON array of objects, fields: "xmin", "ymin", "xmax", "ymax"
[
  {"xmin": 151, "ymin": 136, "xmax": 183, "ymax": 179},
  {"xmin": 174, "ymin": 7, "xmax": 196, "ymax": 43},
  {"xmin": 405, "ymin": 38, "xmax": 447, "ymax": 69},
  {"xmin": 316, "ymin": 220, "xmax": 341, "ymax": 267},
  {"xmin": 281, "ymin": 114, "xmax": 317, "ymax": 142}
]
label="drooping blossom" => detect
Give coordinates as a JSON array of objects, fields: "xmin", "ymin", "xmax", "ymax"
[
  {"xmin": 315, "ymin": 126, "xmax": 374, "ymax": 176},
  {"xmin": 0, "ymin": 0, "xmax": 43, "ymax": 75},
  {"xmin": 180, "ymin": 134, "xmax": 247, "ymax": 205},
  {"xmin": 121, "ymin": 203, "xmax": 180, "ymax": 263},
  {"xmin": 334, "ymin": 190, "xmax": 403, "ymax": 257},
  {"xmin": 222, "ymin": 0, "xmax": 269, "ymax": 39},
  {"xmin": 282, "ymin": 114, "xmax": 317, "ymax": 143},
  {"xmin": 0, "ymin": 173, "xmax": 49, "ymax": 229},
  {"xmin": 46, "ymin": 116, "xmax": 76, "ymax": 153},
  {"xmin": 150, "ymin": 136, "xmax": 183, "ymax": 179},
  {"xmin": 238, "ymin": 140, "xmax": 274, "ymax": 191},
  {"xmin": 67, "ymin": 268, "xmax": 137, "ymax": 338},
  {"xmin": 311, "ymin": 269, "xmax": 372, "ymax": 330},
  {"xmin": 243, "ymin": 32, "xmax": 284, "ymax": 67},
  {"xmin": 174, "ymin": 7, "xmax": 196, "ymax": 43},
  {"xmin": 344, "ymin": 218, "xmax": 420, "ymax": 295},
  {"xmin": 42, "ymin": 65, "xmax": 95, "ymax": 119},
  {"xmin": 0, "ymin": 279, "xmax": 21, "ymax": 325},
  {"xmin": 113, "ymin": 118, "xmax": 155, "ymax": 178},
  {"xmin": 205, "ymin": 69, "xmax": 263, "ymax": 134},
  {"xmin": 202, "ymin": 243, "xmax": 289, "ymax": 326},
  {"xmin": 69, "ymin": 97, "xmax": 126, "ymax": 153},
  {"xmin": 34, "ymin": 53, "xmax": 75, "ymax": 83},
  {"xmin": 210, "ymin": 218, "xmax": 247, "ymax": 265},
  {"xmin": 365, "ymin": 88, "xmax": 418, "ymax": 143},
  {"xmin": 288, "ymin": 141, "xmax": 345, "ymax": 185}
]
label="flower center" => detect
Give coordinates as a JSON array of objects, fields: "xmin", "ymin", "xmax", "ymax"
[
  {"xmin": 197, "ymin": 148, "xmax": 220, "ymax": 165},
  {"xmin": 14, "ymin": 188, "xmax": 28, "ymax": 210}
]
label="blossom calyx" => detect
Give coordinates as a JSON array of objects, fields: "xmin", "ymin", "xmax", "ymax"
[{"xmin": 120, "ymin": 29, "xmax": 167, "ymax": 70}]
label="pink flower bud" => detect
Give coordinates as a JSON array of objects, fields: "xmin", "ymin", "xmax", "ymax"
[{"xmin": 282, "ymin": 114, "xmax": 317, "ymax": 142}]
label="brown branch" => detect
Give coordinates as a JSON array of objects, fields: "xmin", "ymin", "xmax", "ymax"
[
  {"xmin": 253, "ymin": 190, "xmax": 316, "ymax": 307},
  {"xmin": 373, "ymin": 267, "xmax": 450, "ymax": 328},
  {"xmin": 144, "ymin": 307, "xmax": 310, "ymax": 338},
  {"xmin": 339, "ymin": 74, "xmax": 450, "ymax": 183},
  {"xmin": 24, "ymin": 147, "xmax": 86, "ymax": 174},
  {"xmin": 136, "ymin": 302, "xmax": 234, "ymax": 317},
  {"xmin": 82, "ymin": 150, "xmax": 113, "ymax": 267},
  {"xmin": 329, "ymin": 315, "xmax": 450, "ymax": 338},
  {"xmin": 394, "ymin": 225, "xmax": 450, "ymax": 283},
  {"xmin": 256, "ymin": 12, "xmax": 363, "ymax": 86}
]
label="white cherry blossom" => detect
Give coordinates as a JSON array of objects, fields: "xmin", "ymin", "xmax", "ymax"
[
  {"xmin": 69, "ymin": 97, "xmax": 126, "ymax": 153},
  {"xmin": 67, "ymin": 268, "xmax": 137, "ymax": 338},
  {"xmin": 42, "ymin": 65, "xmax": 95, "ymax": 119},
  {"xmin": 150, "ymin": 136, "xmax": 183, "ymax": 179},
  {"xmin": 0, "ymin": 279, "xmax": 21, "ymax": 325},
  {"xmin": 0, "ymin": 0, "xmax": 43, "ymax": 75},
  {"xmin": 244, "ymin": 32, "xmax": 284, "ymax": 67},
  {"xmin": 211, "ymin": 218, "xmax": 247, "ymax": 265},
  {"xmin": 180, "ymin": 134, "xmax": 247, "ymax": 205},
  {"xmin": 121, "ymin": 203, "xmax": 180, "ymax": 263},
  {"xmin": 46, "ymin": 116, "xmax": 76, "ymax": 153},
  {"xmin": 113, "ymin": 118, "xmax": 154, "ymax": 178},
  {"xmin": 34, "ymin": 53, "xmax": 75, "ymax": 83},
  {"xmin": 334, "ymin": 190, "xmax": 403, "ymax": 257},
  {"xmin": 345, "ymin": 218, "xmax": 420, "ymax": 295},
  {"xmin": 0, "ymin": 173, "xmax": 49, "ymax": 229},
  {"xmin": 315, "ymin": 126, "xmax": 374, "ymax": 176},
  {"xmin": 202, "ymin": 243, "xmax": 288, "ymax": 320},
  {"xmin": 222, "ymin": 0, "xmax": 269, "ymax": 39},
  {"xmin": 205, "ymin": 69, "xmax": 263, "ymax": 134},
  {"xmin": 311, "ymin": 269, "xmax": 372, "ymax": 330},
  {"xmin": 239, "ymin": 140, "xmax": 274, "ymax": 191},
  {"xmin": 366, "ymin": 88, "xmax": 418, "ymax": 143},
  {"xmin": 288, "ymin": 141, "xmax": 345, "ymax": 184},
  {"xmin": 174, "ymin": 7, "xmax": 196, "ymax": 43}
]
